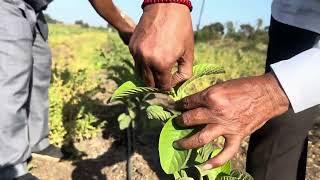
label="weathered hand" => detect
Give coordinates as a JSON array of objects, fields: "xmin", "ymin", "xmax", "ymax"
[
  {"xmin": 129, "ymin": 3, "xmax": 194, "ymax": 90},
  {"xmin": 174, "ymin": 73, "xmax": 290, "ymax": 169}
]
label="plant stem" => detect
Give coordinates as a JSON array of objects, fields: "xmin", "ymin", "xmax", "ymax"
[{"xmin": 126, "ymin": 122, "xmax": 132, "ymax": 180}]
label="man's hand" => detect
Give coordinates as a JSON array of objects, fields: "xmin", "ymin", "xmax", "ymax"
[
  {"xmin": 174, "ymin": 73, "xmax": 290, "ymax": 169},
  {"xmin": 118, "ymin": 12, "xmax": 136, "ymax": 45},
  {"xmin": 129, "ymin": 3, "xmax": 194, "ymax": 90},
  {"xmin": 89, "ymin": 0, "xmax": 135, "ymax": 45}
]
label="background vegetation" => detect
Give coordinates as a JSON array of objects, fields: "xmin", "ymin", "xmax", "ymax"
[{"xmin": 47, "ymin": 16, "xmax": 267, "ymax": 148}]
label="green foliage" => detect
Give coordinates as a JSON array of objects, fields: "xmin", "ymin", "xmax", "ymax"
[
  {"xmin": 110, "ymin": 63, "xmax": 225, "ymax": 130},
  {"xmin": 159, "ymin": 118, "xmax": 194, "ymax": 174},
  {"xmin": 49, "ymin": 22, "xmax": 266, "ymax": 178},
  {"xmin": 117, "ymin": 110, "xmax": 136, "ymax": 130},
  {"xmin": 110, "ymin": 81, "xmax": 160, "ymax": 103},
  {"xmin": 44, "ymin": 13, "xmax": 61, "ymax": 24},
  {"xmin": 49, "ymin": 69, "xmax": 104, "ymax": 146},
  {"xmin": 195, "ymin": 19, "xmax": 268, "ymax": 52},
  {"xmin": 206, "ymin": 149, "xmax": 232, "ymax": 179},
  {"xmin": 195, "ymin": 22, "xmax": 225, "ymax": 42},
  {"xmin": 194, "ymin": 42, "xmax": 265, "ymax": 84},
  {"xmin": 146, "ymin": 105, "xmax": 172, "ymax": 122},
  {"xmin": 48, "ymin": 24, "xmax": 108, "ymax": 146},
  {"xmin": 73, "ymin": 107, "xmax": 103, "ymax": 141},
  {"xmin": 111, "ymin": 63, "xmax": 255, "ymax": 179},
  {"xmin": 160, "ymin": 119, "xmax": 231, "ymax": 180},
  {"xmin": 175, "ymin": 64, "xmax": 225, "ymax": 100},
  {"xmin": 111, "ymin": 63, "xmax": 244, "ymax": 179},
  {"xmin": 216, "ymin": 170, "xmax": 254, "ymax": 180},
  {"xmin": 75, "ymin": 20, "xmax": 90, "ymax": 28}
]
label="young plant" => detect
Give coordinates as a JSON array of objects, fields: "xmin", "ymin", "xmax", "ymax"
[
  {"xmin": 110, "ymin": 64, "xmax": 253, "ymax": 180},
  {"xmin": 110, "ymin": 80, "xmax": 161, "ymax": 130}
]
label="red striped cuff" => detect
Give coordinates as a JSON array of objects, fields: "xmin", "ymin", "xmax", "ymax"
[{"xmin": 142, "ymin": 0, "xmax": 193, "ymax": 12}]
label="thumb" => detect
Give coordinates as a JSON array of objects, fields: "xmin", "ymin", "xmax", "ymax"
[{"xmin": 171, "ymin": 56, "xmax": 193, "ymax": 87}]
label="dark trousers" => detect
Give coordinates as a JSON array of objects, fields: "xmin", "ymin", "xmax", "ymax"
[{"xmin": 246, "ymin": 17, "xmax": 320, "ymax": 180}]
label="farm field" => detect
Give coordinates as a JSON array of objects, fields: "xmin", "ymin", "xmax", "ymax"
[{"xmin": 30, "ymin": 23, "xmax": 320, "ymax": 180}]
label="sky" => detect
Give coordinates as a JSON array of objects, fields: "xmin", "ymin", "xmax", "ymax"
[{"xmin": 46, "ymin": 0, "xmax": 273, "ymax": 29}]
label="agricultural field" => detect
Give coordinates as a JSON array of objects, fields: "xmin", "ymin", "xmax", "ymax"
[{"xmin": 30, "ymin": 23, "xmax": 320, "ymax": 179}]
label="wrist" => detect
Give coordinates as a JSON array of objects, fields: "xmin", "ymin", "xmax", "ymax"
[
  {"xmin": 262, "ymin": 73, "xmax": 290, "ymax": 117},
  {"xmin": 114, "ymin": 12, "xmax": 135, "ymax": 33},
  {"xmin": 116, "ymin": 23, "xmax": 134, "ymax": 35},
  {"xmin": 142, "ymin": 0, "xmax": 193, "ymax": 11}
]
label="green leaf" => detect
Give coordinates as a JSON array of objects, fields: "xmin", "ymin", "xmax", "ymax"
[
  {"xmin": 178, "ymin": 178, "xmax": 194, "ymax": 180},
  {"xmin": 206, "ymin": 149, "xmax": 232, "ymax": 180},
  {"xmin": 110, "ymin": 81, "xmax": 160, "ymax": 102},
  {"xmin": 216, "ymin": 176, "xmax": 238, "ymax": 180},
  {"xmin": 176, "ymin": 64, "xmax": 225, "ymax": 100},
  {"xmin": 195, "ymin": 143, "xmax": 215, "ymax": 164},
  {"xmin": 111, "ymin": 81, "xmax": 136, "ymax": 101},
  {"xmin": 216, "ymin": 170, "xmax": 254, "ymax": 180},
  {"xmin": 176, "ymin": 170, "xmax": 194, "ymax": 180},
  {"xmin": 159, "ymin": 118, "xmax": 194, "ymax": 174},
  {"xmin": 146, "ymin": 105, "xmax": 173, "ymax": 122},
  {"xmin": 192, "ymin": 64, "xmax": 225, "ymax": 77},
  {"xmin": 117, "ymin": 113, "xmax": 132, "ymax": 130},
  {"xmin": 229, "ymin": 170, "xmax": 253, "ymax": 180}
]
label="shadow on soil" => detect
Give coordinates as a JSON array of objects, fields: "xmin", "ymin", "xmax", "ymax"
[{"xmin": 68, "ymin": 99, "xmax": 169, "ymax": 180}]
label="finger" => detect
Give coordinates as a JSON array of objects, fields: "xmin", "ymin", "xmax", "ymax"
[
  {"xmin": 152, "ymin": 67, "xmax": 172, "ymax": 91},
  {"xmin": 131, "ymin": 51, "xmax": 149, "ymax": 85},
  {"xmin": 171, "ymin": 57, "xmax": 193, "ymax": 87},
  {"xmin": 202, "ymin": 136, "xmax": 241, "ymax": 170},
  {"xmin": 175, "ymin": 91, "xmax": 206, "ymax": 111},
  {"xmin": 142, "ymin": 65, "xmax": 155, "ymax": 87},
  {"xmin": 130, "ymin": 43, "xmax": 155, "ymax": 87},
  {"xmin": 172, "ymin": 31, "xmax": 194, "ymax": 87},
  {"xmin": 174, "ymin": 125, "xmax": 222, "ymax": 150},
  {"xmin": 133, "ymin": 59, "xmax": 142, "ymax": 79},
  {"xmin": 175, "ymin": 108, "xmax": 213, "ymax": 127}
]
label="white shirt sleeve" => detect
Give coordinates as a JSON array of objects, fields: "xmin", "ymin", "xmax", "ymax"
[{"xmin": 271, "ymin": 45, "xmax": 320, "ymax": 113}]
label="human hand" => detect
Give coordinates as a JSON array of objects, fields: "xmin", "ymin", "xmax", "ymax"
[
  {"xmin": 129, "ymin": 3, "xmax": 194, "ymax": 90},
  {"xmin": 89, "ymin": 0, "xmax": 135, "ymax": 45},
  {"xmin": 117, "ymin": 10, "xmax": 135, "ymax": 45},
  {"xmin": 174, "ymin": 73, "xmax": 290, "ymax": 169}
]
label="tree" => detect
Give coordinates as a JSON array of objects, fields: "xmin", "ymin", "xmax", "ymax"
[
  {"xmin": 225, "ymin": 21, "xmax": 235, "ymax": 35},
  {"xmin": 256, "ymin": 18, "xmax": 263, "ymax": 31},
  {"xmin": 44, "ymin": 13, "xmax": 60, "ymax": 24},
  {"xmin": 75, "ymin": 20, "xmax": 90, "ymax": 28},
  {"xmin": 240, "ymin": 24, "xmax": 255, "ymax": 38},
  {"xmin": 205, "ymin": 22, "xmax": 225, "ymax": 35},
  {"xmin": 195, "ymin": 22, "xmax": 225, "ymax": 42}
]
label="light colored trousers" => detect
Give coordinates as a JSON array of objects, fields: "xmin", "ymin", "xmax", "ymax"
[{"xmin": 0, "ymin": 0, "xmax": 51, "ymax": 178}]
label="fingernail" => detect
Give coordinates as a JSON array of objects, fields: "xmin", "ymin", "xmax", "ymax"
[
  {"xmin": 172, "ymin": 141, "xmax": 181, "ymax": 150},
  {"xmin": 202, "ymin": 164, "xmax": 213, "ymax": 170}
]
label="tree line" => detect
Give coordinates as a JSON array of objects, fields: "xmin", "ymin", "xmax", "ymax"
[
  {"xmin": 44, "ymin": 14, "xmax": 268, "ymax": 45},
  {"xmin": 195, "ymin": 18, "xmax": 269, "ymax": 44}
]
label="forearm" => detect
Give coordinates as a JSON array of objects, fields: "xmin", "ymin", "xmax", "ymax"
[
  {"xmin": 271, "ymin": 43, "xmax": 320, "ymax": 112},
  {"xmin": 89, "ymin": 0, "xmax": 134, "ymax": 32}
]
